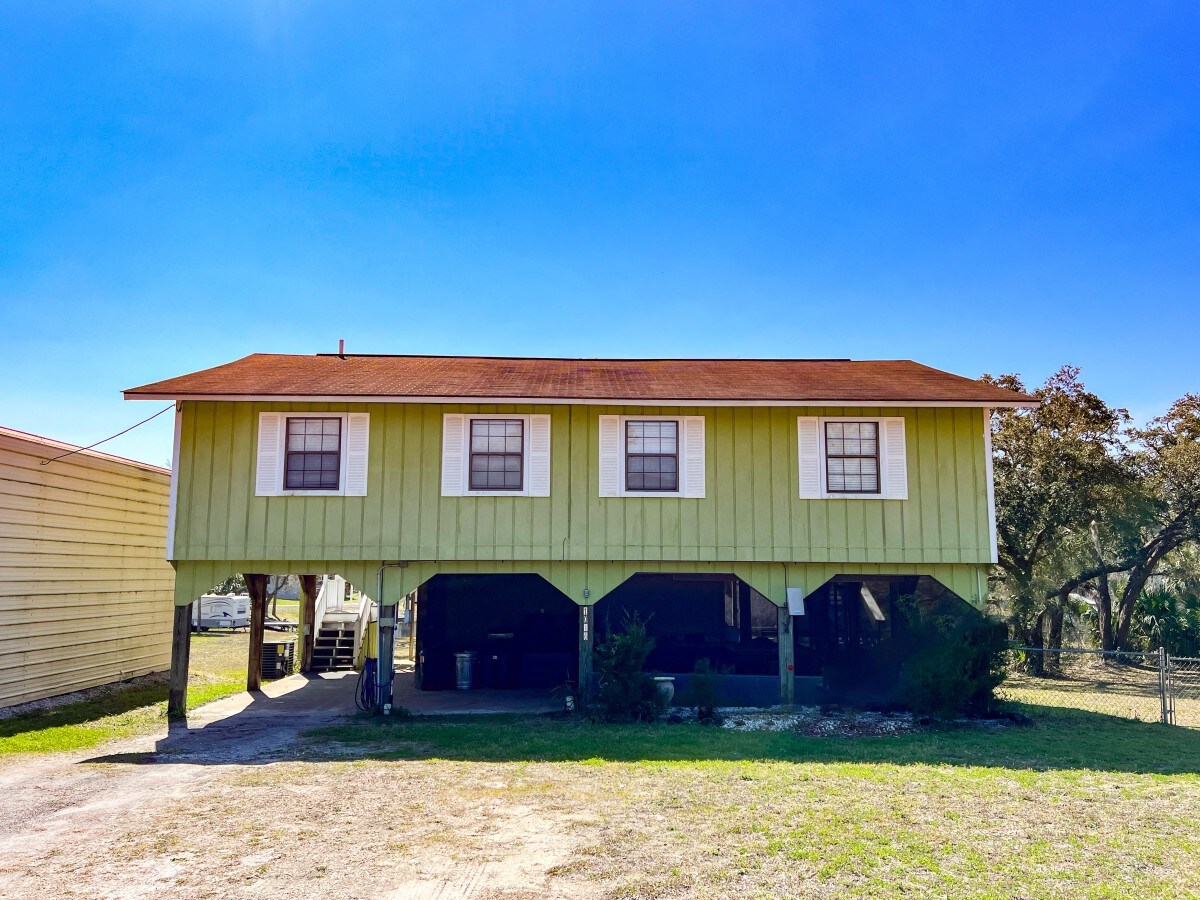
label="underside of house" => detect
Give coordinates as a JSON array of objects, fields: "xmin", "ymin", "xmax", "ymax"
[{"xmin": 171, "ymin": 558, "xmax": 988, "ymax": 712}]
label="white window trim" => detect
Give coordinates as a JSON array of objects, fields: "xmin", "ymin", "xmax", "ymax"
[
  {"xmin": 815, "ymin": 416, "xmax": 890, "ymax": 500},
  {"xmin": 271, "ymin": 413, "xmax": 353, "ymax": 497},
  {"xmin": 459, "ymin": 414, "xmax": 535, "ymax": 497},
  {"xmin": 618, "ymin": 414, "xmax": 687, "ymax": 498}
]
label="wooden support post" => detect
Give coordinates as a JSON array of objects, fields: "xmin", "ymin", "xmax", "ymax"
[
  {"xmin": 167, "ymin": 602, "xmax": 193, "ymax": 719},
  {"xmin": 578, "ymin": 604, "xmax": 593, "ymax": 704},
  {"xmin": 245, "ymin": 573, "xmax": 268, "ymax": 691},
  {"xmin": 298, "ymin": 574, "xmax": 318, "ymax": 674},
  {"xmin": 778, "ymin": 604, "xmax": 795, "ymax": 706}
]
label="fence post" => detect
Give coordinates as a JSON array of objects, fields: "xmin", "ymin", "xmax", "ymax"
[{"xmin": 1158, "ymin": 647, "xmax": 1173, "ymax": 726}]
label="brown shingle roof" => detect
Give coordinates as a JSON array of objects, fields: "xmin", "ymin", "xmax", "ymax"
[{"xmin": 124, "ymin": 354, "xmax": 1036, "ymax": 406}]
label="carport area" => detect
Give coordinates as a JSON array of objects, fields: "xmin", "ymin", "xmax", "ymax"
[
  {"xmin": 412, "ymin": 574, "xmax": 580, "ymax": 696},
  {"xmin": 177, "ymin": 670, "xmax": 559, "ymax": 729}
]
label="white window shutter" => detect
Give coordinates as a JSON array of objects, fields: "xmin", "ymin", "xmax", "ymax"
[
  {"xmin": 682, "ymin": 416, "xmax": 706, "ymax": 498},
  {"xmin": 256, "ymin": 413, "xmax": 283, "ymax": 496},
  {"xmin": 883, "ymin": 417, "xmax": 908, "ymax": 500},
  {"xmin": 797, "ymin": 417, "xmax": 822, "ymax": 499},
  {"xmin": 441, "ymin": 414, "xmax": 466, "ymax": 496},
  {"xmin": 528, "ymin": 414, "xmax": 551, "ymax": 496},
  {"xmin": 345, "ymin": 413, "xmax": 370, "ymax": 496},
  {"xmin": 598, "ymin": 415, "xmax": 621, "ymax": 497}
]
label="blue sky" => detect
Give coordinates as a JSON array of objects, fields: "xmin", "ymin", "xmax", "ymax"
[{"xmin": 2, "ymin": 2, "xmax": 1197, "ymax": 465}]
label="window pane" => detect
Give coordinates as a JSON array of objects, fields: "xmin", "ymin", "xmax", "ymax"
[
  {"xmin": 825, "ymin": 421, "xmax": 880, "ymax": 493},
  {"xmin": 468, "ymin": 420, "xmax": 524, "ymax": 491}
]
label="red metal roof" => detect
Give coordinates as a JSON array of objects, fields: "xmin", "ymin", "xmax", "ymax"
[{"xmin": 124, "ymin": 354, "xmax": 1036, "ymax": 406}]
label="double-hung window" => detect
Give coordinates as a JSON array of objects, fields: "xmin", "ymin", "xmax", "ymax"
[
  {"xmin": 797, "ymin": 416, "xmax": 905, "ymax": 500},
  {"xmin": 469, "ymin": 419, "xmax": 524, "ymax": 491},
  {"xmin": 255, "ymin": 412, "xmax": 369, "ymax": 497},
  {"xmin": 824, "ymin": 421, "xmax": 880, "ymax": 494},
  {"xmin": 625, "ymin": 420, "xmax": 679, "ymax": 492},
  {"xmin": 284, "ymin": 417, "xmax": 342, "ymax": 491}
]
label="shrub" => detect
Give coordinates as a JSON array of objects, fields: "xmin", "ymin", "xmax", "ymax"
[
  {"xmin": 593, "ymin": 614, "xmax": 665, "ymax": 723},
  {"xmin": 897, "ymin": 609, "xmax": 1009, "ymax": 717},
  {"xmin": 820, "ymin": 596, "xmax": 1008, "ymax": 718},
  {"xmin": 688, "ymin": 658, "xmax": 727, "ymax": 724}
]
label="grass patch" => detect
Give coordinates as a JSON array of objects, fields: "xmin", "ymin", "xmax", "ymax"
[
  {"xmin": 299, "ymin": 709, "xmax": 1200, "ymax": 897},
  {"xmin": 309, "ymin": 705, "xmax": 1200, "ymax": 774},
  {"xmin": 0, "ymin": 630, "xmax": 251, "ymax": 757}
]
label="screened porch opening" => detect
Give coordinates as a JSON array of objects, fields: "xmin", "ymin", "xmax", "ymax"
[
  {"xmin": 793, "ymin": 575, "xmax": 979, "ymax": 701},
  {"xmin": 593, "ymin": 573, "xmax": 780, "ymax": 705},
  {"xmin": 413, "ymin": 574, "xmax": 579, "ymax": 692}
]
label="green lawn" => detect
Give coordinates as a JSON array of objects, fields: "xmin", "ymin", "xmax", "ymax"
[
  {"xmin": 0, "ymin": 630, "xmax": 251, "ymax": 756},
  {"xmin": 300, "ymin": 709, "xmax": 1200, "ymax": 897}
]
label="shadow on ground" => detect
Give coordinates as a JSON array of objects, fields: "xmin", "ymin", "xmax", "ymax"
[
  {"xmin": 76, "ymin": 672, "xmax": 1200, "ymax": 776},
  {"xmin": 0, "ymin": 679, "xmax": 169, "ymax": 739}
]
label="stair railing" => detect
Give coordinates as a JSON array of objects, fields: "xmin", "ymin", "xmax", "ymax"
[
  {"xmin": 353, "ymin": 596, "xmax": 374, "ymax": 668},
  {"xmin": 313, "ymin": 576, "xmax": 331, "ymax": 636}
]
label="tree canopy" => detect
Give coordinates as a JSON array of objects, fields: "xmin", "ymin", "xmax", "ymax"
[{"xmin": 986, "ymin": 369, "xmax": 1200, "ymax": 654}]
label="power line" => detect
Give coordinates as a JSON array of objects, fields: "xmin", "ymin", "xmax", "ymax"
[{"xmin": 40, "ymin": 404, "xmax": 176, "ymax": 466}]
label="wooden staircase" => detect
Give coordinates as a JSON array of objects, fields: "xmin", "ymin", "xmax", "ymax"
[
  {"xmin": 311, "ymin": 620, "xmax": 356, "ymax": 672},
  {"xmin": 305, "ymin": 575, "xmax": 372, "ymax": 673}
]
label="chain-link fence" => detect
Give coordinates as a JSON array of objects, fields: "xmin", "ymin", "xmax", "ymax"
[
  {"xmin": 1166, "ymin": 656, "xmax": 1200, "ymax": 728},
  {"xmin": 999, "ymin": 647, "xmax": 1168, "ymax": 723},
  {"xmin": 998, "ymin": 646, "xmax": 1200, "ymax": 727}
]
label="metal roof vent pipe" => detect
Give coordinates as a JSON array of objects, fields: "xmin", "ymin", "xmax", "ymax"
[{"xmin": 337, "ymin": 339, "xmax": 345, "ymax": 359}]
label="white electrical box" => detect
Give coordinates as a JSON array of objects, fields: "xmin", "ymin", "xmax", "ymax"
[{"xmin": 786, "ymin": 587, "xmax": 806, "ymax": 616}]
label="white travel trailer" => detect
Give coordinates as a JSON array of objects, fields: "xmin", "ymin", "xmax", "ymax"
[{"xmin": 191, "ymin": 594, "xmax": 250, "ymax": 631}]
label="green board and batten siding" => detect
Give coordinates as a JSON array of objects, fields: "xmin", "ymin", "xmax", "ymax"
[{"xmin": 171, "ymin": 401, "xmax": 992, "ymax": 606}]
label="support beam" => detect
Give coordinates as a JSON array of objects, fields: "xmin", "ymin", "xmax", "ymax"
[
  {"xmin": 245, "ymin": 573, "xmax": 269, "ymax": 691},
  {"xmin": 578, "ymin": 604, "xmax": 593, "ymax": 704},
  {"xmin": 167, "ymin": 602, "xmax": 193, "ymax": 719},
  {"xmin": 377, "ymin": 602, "xmax": 397, "ymax": 713},
  {"xmin": 298, "ymin": 574, "xmax": 318, "ymax": 673},
  {"xmin": 778, "ymin": 605, "xmax": 795, "ymax": 706}
]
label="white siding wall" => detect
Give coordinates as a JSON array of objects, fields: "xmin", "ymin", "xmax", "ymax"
[{"xmin": 0, "ymin": 428, "xmax": 174, "ymax": 707}]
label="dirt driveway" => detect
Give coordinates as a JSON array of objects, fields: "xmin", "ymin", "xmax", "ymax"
[{"xmin": 0, "ymin": 675, "xmax": 592, "ymax": 899}]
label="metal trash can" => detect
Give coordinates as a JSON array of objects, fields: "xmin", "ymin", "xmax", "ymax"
[{"xmin": 454, "ymin": 651, "xmax": 479, "ymax": 690}]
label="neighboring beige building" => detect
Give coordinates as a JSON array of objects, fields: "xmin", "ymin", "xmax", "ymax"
[{"xmin": 0, "ymin": 426, "xmax": 174, "ymax": 707}]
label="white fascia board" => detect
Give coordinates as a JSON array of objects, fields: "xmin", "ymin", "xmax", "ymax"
[
  {"xmin": 165, "ymin": 403, "xmax": 181, "ymax": 562},
  {"xmin": 983, "ymin": 407, "xmax": 999, "ymax": 564},
  {"xmin": 125, "ymin": 393, "xmax": 1039, "ymax": 409}
]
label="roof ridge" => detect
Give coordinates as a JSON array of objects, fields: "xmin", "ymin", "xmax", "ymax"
[{"xmin": 310, "ymin": 353, "xmax": 861, "ymax": 362}]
